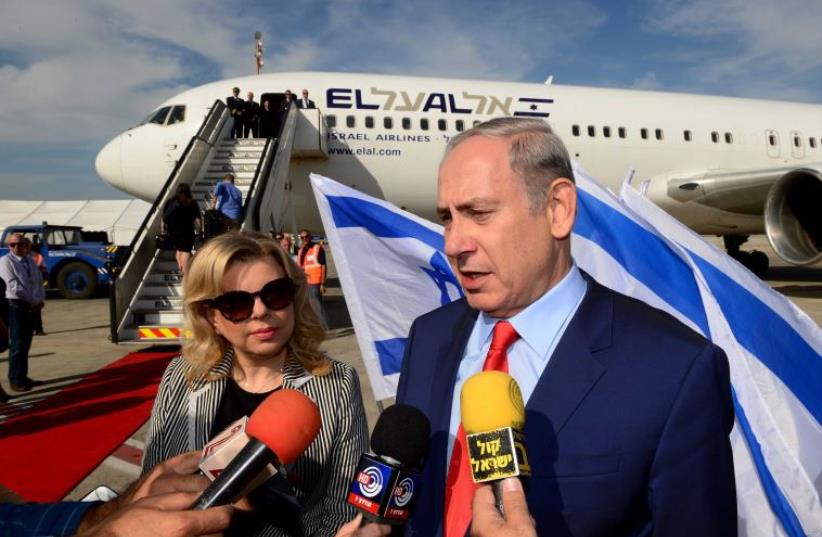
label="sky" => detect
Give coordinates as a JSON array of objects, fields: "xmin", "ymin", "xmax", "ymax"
[{"xmin": 2, "ymin": 0, "xmax": 822, "ymax": 200}]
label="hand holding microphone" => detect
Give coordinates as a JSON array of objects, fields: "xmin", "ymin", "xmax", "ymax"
[
  {"xmin": 191, "ymin": 388, "xmax": 321, "ymax": 510},
  {"xmin": 471, "ymin": 478, "xmax": 536, "ymax": 537},
  {"xmin": 460, "ymin": 370, "xmax": 534, "ymax": 532}
]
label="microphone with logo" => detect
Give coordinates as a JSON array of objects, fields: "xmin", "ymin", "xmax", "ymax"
[
  {"xmin": 190, "ymin": 388, "xmax": 321, "ymax": 510},
  {"xmin": 460, "ymin": 370, "xmax": 531, "ymax": 512},
  {"xmin": 347, "ymin": 404, "xmax": 431, "ymax": 525}
]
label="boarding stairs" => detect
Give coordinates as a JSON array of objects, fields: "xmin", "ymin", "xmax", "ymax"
[
  {"xmin": 127, "ymin": 138, "xmax": 266, "ymax": 341},
  {"xmin": 110, "ymin": 100, "xmax": 323, "ymax": 343}
]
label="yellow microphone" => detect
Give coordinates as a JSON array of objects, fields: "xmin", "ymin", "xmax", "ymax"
[{"xmin": 460, "ymin": 370, "xmax": 531, "ymax": 483}]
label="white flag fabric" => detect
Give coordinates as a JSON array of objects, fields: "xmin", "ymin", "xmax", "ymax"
[{"xmin": 310, "ymin": 169, "xmax": 822, "ymax": 537}]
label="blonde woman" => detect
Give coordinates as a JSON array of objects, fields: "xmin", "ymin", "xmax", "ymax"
[{"xmin": 142, "ymin": 231, "xmax": 368, "ymax": 536}]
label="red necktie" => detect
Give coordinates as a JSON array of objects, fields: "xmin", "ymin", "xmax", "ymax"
[{"xmin": 444, "ymin": 321, "xmax": 520, "ymax": 537}]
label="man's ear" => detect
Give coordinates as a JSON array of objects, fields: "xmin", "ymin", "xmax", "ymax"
[{"xmin": 547, "ymin": 178, "xmax": 577, "ymax": 240}]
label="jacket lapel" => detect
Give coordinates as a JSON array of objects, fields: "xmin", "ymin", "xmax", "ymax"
[
  {"xmin": 426, "ymin": 300, "xmax": 478, "ymax": 537},
  {"xmin": 525, "ymin": 274, "xmax": 611, "ymax": 437}
]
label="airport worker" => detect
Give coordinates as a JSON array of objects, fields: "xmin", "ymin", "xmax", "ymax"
[
  {"xmin": 227, "ymin": 86, "xmax": 244, "ymax": 139},
  {"xmin": 243, "ymin": 91, "xmax": 261, "ymax": 138},
  {"xmin": 0, "ymin": 234, "xmax": 44, "ymax": 393},
  {"xmin": 141, "ymin": 232, "xmax": 368, "ymax": 536},
  {"xmin": 210, "ymin": 173, "xmax": 243, "ymax": 231},
  {"xmin": 297, "ymin": 89, "xmax": 316, "ymax": 109},
  {"xmin": 395, "ymin": 117, "xmax": 737, "ymax": 536},
  {"xmin": 297, "ymin": 229, "xmax": 326, "ymax": 316}
]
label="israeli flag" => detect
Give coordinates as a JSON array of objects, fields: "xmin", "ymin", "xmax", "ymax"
[{"xmin": 310, "ymin": 169, "xmax": 821, "ymax": 537}]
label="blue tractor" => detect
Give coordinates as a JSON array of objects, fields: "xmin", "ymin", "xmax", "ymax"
[{"xmin": 0, "ymin": 224, "xmax": 123, "ymax": 299}]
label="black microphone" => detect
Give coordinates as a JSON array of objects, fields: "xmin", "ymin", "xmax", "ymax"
[
  {"xmin": 347, "ymin": 404, "xmax": 431, "ymax": 524},
  {"xmin": 191, "ymin": 389, "xmax": 321, "ymax": 510}
]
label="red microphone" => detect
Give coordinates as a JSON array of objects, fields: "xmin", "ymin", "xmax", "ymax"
[{"xmin": 191, "ymin": 388, "xmax": 321, "ymax": 509}]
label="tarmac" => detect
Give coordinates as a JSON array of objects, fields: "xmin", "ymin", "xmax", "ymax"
[{"xmin": 0, "ymin": 235, "xmax": 819, "ymax": 502}]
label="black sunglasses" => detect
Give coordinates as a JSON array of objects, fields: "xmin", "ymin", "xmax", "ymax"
[{"xmin": 207, "ymin": 277, "xmax": 295, "ymax": 323}]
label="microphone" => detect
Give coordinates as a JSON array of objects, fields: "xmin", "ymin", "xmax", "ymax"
[
  {"xmin": 347, "ymin": 404, "xmax": 431, "ymax": 524},
  {"xmin": 191, "ymin": 388, "xmax": 321, "ymax": 510},
  {"xmin": 460, "ymin": 371, "xmax": 530, "ymax": 487}
]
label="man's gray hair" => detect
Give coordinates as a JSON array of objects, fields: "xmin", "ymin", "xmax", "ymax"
[{"xmin": 443, "ymin": 117, "xmax": 575, "ymax": 212}]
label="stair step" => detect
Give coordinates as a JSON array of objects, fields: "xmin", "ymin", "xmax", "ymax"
[
  {"xmin": 214, "ymin": 151, "xmax": 265, "ymax": 159},
  {"xmin": 154, "ymin": 261, "xmax": 179, "ymax": 272},
  {"xmin": 135, "ymin": 297, "xmax": 183, "ymax": 310},
  {"xmin": 140, "ymin": 284, "xmax": 184, "ymax": 297},
  {"xmin": 218, "ymin": 139, "xmax": 266, "ymax": 147},
  {"xmin": 131, "ymin": 311, "xmax": 185, "ymax": 324},
  {"xmin": 146, "ymin": 273, "xmax": 183, "ymax": 284},
  {"xmin": 207, "ymin": 164, "xmax": 258, "ymax": 173}
]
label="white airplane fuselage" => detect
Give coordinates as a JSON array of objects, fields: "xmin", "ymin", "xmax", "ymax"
[{"xmin": 96, "ymin": 71, "xmax": 822, "ymax": 265}]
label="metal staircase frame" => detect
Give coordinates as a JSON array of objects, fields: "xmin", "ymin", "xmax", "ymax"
[{"xmin": 109, "ymin": 100, "xmax": 228, "ymax": 343}]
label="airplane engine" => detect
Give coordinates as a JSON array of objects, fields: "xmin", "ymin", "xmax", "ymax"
[{"xmin": 763, "ymin": 168, "xmax": 822, "ymax": 266}]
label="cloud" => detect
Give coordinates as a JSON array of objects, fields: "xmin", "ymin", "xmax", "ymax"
[
  {"xmin": 0, "ymin": 0, "xmax": 609, "ymax": 198},
  {"xmin": 641, "ymin": 0, "xmax": 822, "ymax": 101},
  {"xmin": 632, "ymin": 71, "xmax": 662, "ymax": 90}
]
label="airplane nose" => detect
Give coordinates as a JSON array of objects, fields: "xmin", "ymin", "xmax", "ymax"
[{"xmin": 95, "ymin": 136, "xmax": 123, "ymax": 188}]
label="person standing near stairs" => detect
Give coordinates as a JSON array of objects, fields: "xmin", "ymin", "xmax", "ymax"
[{"xmin": 211, "ymin": 174, "xmax": 243, "ymax": 233}]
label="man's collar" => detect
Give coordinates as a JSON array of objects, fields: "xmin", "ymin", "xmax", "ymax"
[{"xmin": 476, "ymin": 264, "xmax": 586, "ymax": 358}]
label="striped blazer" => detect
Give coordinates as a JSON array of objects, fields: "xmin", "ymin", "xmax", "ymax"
[{"xmin": 142, "ymin": 351, "xmax": 369, "ymax": 537}]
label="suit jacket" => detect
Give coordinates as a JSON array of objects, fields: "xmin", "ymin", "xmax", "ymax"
[
  {"xmin": 396, "ymin": 273, "xmax": 736, "ymax": 537},
  {"xmin": 297, "ymin": 98, "xmax": 316, "ymax": 109},
  {"xmin": 227, "ymin": 95, "xmax": 244, "ymax": 117}
]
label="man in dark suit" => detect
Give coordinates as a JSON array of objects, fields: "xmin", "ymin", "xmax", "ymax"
[
  {"xmin": 297, "ymin": 89, "xmax": 316, "ymax": 109},
  {"xmin": 396, "ymin": 117, "xmax": 736, "ymax": 537},
  {"xmin": 226, "ymin": 87, "xmax": 244, "ymax": 139},
  {"xmin": 243, "ymin": 91, "xmax": 260, "ymax": 138}
]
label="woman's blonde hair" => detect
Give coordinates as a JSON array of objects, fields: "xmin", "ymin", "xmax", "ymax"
[{"xmin": 182, "ymin": 231, "xmax": 330, "ymax": 381}]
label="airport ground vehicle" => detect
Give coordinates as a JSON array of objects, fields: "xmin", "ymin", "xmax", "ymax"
[{"xmin": 0, "ymin": 224, "xmax": 123, "ymax": 299}]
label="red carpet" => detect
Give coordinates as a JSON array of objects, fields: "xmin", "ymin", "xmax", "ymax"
[{"xmin": 0, "ymin": 348, "xmax": 177, "ymax": 501}]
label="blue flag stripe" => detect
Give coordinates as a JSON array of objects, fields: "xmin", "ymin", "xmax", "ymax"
[
  {"xmin": 326, "ymin": 195, "xmax": 444, "ymax": 251},
  {"xmin": 732, "ymin": 389, "xmax": 806, "ymax": 537},
  {"xmin": 693, "ymin": 255, "xmax": 822, "ymax": 424},
  {"xmin": 375, "ymin": 338, "xmax": 406, "ymax": 376},
  {"xmin": 575, "ymin": 190, "xmax": 711, "ymax": 336}
]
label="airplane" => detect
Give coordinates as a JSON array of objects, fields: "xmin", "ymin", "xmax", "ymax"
[{"xmin": 95, "ymin": 71, "xmax": 822, "ymax": 275}]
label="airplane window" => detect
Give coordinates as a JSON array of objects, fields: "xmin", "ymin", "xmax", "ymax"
[
  {"xmin": 810, "ymin": 138, "xmax": 817, "ymax": 148},
  {"xmin": 618, "ymin": 127, "xmax": 626, "ymax": 138},
  {"xmin": 365, "ymin": 116, "xmax": 374, "ymax": 128},
  {"xmin": 587, "ymin": 125, "xmax": 596, "ymax": 137},
  {"xmin": 711, "ymin": 131, "xmax": 719, "ymax": 143},
  {"xmin": 794, "ymin": 135, "xmax": 801, "ymax": 148},
  {"xmin": 325, "ymin": 115, "xmax": 337, "ymax": 128},
  {"xmin": 603, "ymin": 126, "xmax": 611, "ymax": 138},
  {"xmin": 684, "ymin": 130, "xmax": 692, "ymax": 142},
  {"xmin": 167, "ymin": 106, "xmax": 186, "ymax": 125},
  {"xmin": 438, "ymin": 119, "xmax": 447, "ymax": 131},
  {"xmin": 725, "ymin": 132, "xmax": 733, "ymax": 144},
  {"xmin": 346, "ymin": 115, "xmax": 355, "ymax": 128},
  {"xmin": 420, "ymin": 119, "xmax": 429, "ymax": 130},
  {"xmin": 640, "ymin": 128, "xmax": 648, "ymax": 140},
  {"xmin": 148, "ymin": 106, "xmax": 171, "ymax": 126},
  {"xmin": 571, "ymin": 125, "xmax": 580, "ymax": 136},
  {"xmin": 768, "ymin": 134, "xmax": 776, "ymax": 146},
  {"xmin": 655, "ymin": 129, "xmax": 664, "ymax": 140},
  {"xmin": 384, "ymin": 117, "xmax": 393, "ymax": 129},
  {"xmin": 473, "ymin": 120, "xmax": 481, "ymax": 127},
  {"xmin": 402, "ymin": 118, "xmax": 411, "ymax": 130},
  {"xmin": 456, "ymin": 120, "xmax": 465, "ymax": 132}
]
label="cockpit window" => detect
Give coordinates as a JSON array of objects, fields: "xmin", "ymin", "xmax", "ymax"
[
  {"xmin": 149, "ymin": 106, "xmax": 171, "ymax": 125},
  {"xmin": 167, "ymin": 105, "xmax": 186, "ymax": 125}
]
